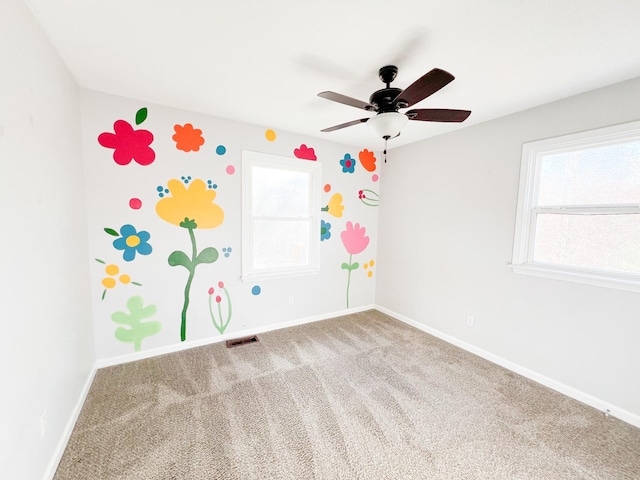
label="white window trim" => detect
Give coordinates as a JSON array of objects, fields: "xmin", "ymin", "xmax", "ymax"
[
  {"xmin": 511, "ymin": 120, "xmax": 640, "ymax": 293},
  {"xmin": 241, "ymin": 150, "xmax": 322, "ymax": 282}
]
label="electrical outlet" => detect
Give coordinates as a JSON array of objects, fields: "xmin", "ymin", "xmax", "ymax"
[
  {"xmin": 288, "ymin": 296, "xmax": 294, "ymax": 306},
  {"xmin": 40, "ymin": 409, "xmax": 47, "ymax": 438},
  {"xmin": 466, "ymin": 315, "xmax": 475, "ymax": 327}
]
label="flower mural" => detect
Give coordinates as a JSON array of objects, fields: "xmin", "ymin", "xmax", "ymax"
[
  {"xmin": 96, "ymin": 259, "xmax": 141, "ymax": 300},
  {"xmin": 98, "ymin": 119, "xmax": 155, "ymax": 166},
  {"xmin": 358, "ymin": 149, "xmax": 377, "ymax": 172},
  {"xmin": 322, "ymin": 193, "xmax": 344, "ymax": 218},
  {"xmin": 294, "ymin": 144, "xmax": 317, "ymax": 160},
  {"xmin": 156, "ymin": 178, "xmax": 224, "ymax": 341},
  {"xmin": 173, "ymin": 123, "xmax": 205, "ymax": 152},
  {"xmin": 321, "ymin": 220, "xmax": 332, "ymax": 241},
  {"xmin": 340, "ymin": 221, "xmax": 370, "ymax": 308},
  {"xmin": 340, "ymin": 153, "xmax": 356, "ymax": 173},
  {"xmin": 358, "ymin": 189, "xmax": 380, "ymax": 207},
  {"xmin": 111, "ymin": 296, "xmax": 161, "ymax": 352},
  {"xmin": 108, "ymin": 224, "xmax": 153, "ymax": 261},
  {"xmin": 208, "ymin": 281, "xmax": 232, "ymax": 334}
]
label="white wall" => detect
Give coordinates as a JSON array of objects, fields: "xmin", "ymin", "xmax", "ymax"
[
  {"xmin": 81, "ymin": 90, "xmax": 380, "ymax": 363},
  {"xmin": 0, "ymin": 1, "xmax": 95, "ymax": 478},
  {"xmin": 376, "ymin": 77, "xmax": 640, "ymax": 425}
]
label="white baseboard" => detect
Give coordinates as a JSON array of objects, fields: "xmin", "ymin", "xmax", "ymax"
[
  {"xmin": 96, "ymin": 304, "xmax": 376, "ymax": 369},
  {"xmin": 375, "ymin": 305, "xmax": 640, "ymax": 429},
  {"xmin": 43, "ymin": 364, "xmax": 97, "ymax": 480}
]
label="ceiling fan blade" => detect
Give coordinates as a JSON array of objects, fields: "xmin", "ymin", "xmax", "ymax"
[
  {"xmin": 321, "ymin": 118, "xmax": 369, "ymax": 132},
  {"xmin": 318, "ymin": 91, "xmax": 375, "ymax": 111},
  {"xmin": 395, "ymin": 68, "xmax": 455, "ymax": 107},
  {"xmin": 407, "ymin": 109, "xmax": 471, "ymax": 123}
]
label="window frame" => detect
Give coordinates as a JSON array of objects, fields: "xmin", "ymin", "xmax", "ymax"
[
  {"xmin": 511, "ymin": 120, "xmax": 640, "ymax": 292},
  {"xmin": 241, "ymin": 150, "xmax": 322, "ymax": 282}
]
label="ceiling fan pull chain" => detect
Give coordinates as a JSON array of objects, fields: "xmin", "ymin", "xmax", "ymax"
[{"xmin": 384, "ymin": 137, "xmax": 388, "ymax": 163}]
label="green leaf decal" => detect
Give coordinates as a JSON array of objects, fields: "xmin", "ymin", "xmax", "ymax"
[
  {"xmin": 168, "ymin": 250, "xmax": 191, "ymax": 269},
  {"xmin": 104, "ymin": 227, "xmax": 119, "ymax": 237},
  {"xmin": 341, "ymin": 262, "xmax": 350, "ymax": 270},
  {"xmin": 112, "ymin": 296, "xmax": 161, "ymax": 351},
  {"xmin": 135, "ymin": 107, "xmax": 148, "ymax": 125},
  {"xmin": 196, "ymin": 247, "xmax": 219, "ymax": 265}
]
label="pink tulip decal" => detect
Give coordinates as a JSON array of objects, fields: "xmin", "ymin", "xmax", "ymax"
[{"xmin": 340, "ymin": 221, "xmax": 370, "ymax": 307}]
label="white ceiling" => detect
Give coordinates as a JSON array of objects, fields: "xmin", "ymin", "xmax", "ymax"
[{"xmin": 24, "ymin": 0, "xmax": 640, "ymax": 149}]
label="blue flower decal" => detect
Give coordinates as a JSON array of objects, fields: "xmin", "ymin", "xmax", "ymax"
[
  {"xmin": 113, "ymin": 224, "xmax": 153, "ymax": 261},
  {"xmin": 340, "ymin": 154, "xmax": 355, "ymax": 173},
  {"xmin": 321, "ymin": 220, "xmax": 331, "ymax": 241}
]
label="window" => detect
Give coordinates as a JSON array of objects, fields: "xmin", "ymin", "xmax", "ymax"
[
  {"xmin": 241, "ymin": 150, "xmax": 322, "ymax": 281},
  {"xmin": 511, "ymin": 120, "xmax": 640, "ymax": 292}
]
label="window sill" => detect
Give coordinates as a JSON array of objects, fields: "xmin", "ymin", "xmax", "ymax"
[{"xmin": 509, "ymin": 262, "xmax": 640, "ymax": 293}]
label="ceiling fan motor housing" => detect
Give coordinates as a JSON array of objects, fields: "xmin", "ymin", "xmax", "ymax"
[{"xmin": 369, "ymin": 88, "xmax": 403, "ymax": 113}]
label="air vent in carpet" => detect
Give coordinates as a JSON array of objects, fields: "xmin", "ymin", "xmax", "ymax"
[{"xmin": 226, "ymin": 335, "xmax": 259, "ymax": 348}]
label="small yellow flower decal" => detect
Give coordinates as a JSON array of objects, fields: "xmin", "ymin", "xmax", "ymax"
[
  {"xmin": 96, "ymin": 259, "xmax": 141, "ymax": 300},
  {"xmin": 322, "ymin": 193, "xmax": 344, "ymax": 218},
  {"xmin": 156, "ymin": 179, "xmax": 224, "ymax": 229}
]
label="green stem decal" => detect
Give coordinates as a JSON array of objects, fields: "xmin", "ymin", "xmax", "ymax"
[
  {"xmin": 208, "ymin": 282, "xmax": 232, "ymax": 334},
  {"xmin": 169, "ymin": 219, "xmax": 218, "ymax": 341},
  {"xmin": 341, "ymin": 254, "xmax": 359, "ymax": 308}
]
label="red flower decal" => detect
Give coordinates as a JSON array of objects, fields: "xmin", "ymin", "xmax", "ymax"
[
  {"xmin": 98, "ymin": 120, "xmax": 155, "ymax": 166},
  {"xmin": 294, "ymin": 144, "xmax": 317, "ymax": 161}
]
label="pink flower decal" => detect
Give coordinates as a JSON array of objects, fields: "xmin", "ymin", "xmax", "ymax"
[
  {"xmin": 98, "ymin": 120, "xmax": 155, "ymax": 166},
  {"xmin": 341, "ymin": 221, "xmax": 369, "ymax": 255},
  {"xmin": 294, "ymin": 144, "xmax": 317, "ymax": 161},
  {"xmin": 340, "ymin": 221, "xmax": 369, "ymax": 308}
]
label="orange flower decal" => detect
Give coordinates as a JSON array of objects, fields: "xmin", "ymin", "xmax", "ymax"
[
  {"xmin": 358, "ymin": 149, "xmax": 377, "ymax": 172},
  {"xmin": 173, "ymin": 123, "xmax": 205, "ymax": 152}
]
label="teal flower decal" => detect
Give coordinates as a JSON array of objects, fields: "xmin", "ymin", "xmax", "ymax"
[
  {"xmin": 321, "ymin": 220, "xmax": 331, "ymax": 241},
  {"xmin": 340, "ymin": 154, "xmax": 356, "ymax": 173},
  {"xmin": 112, "ymin": 224, "xmax": 153, "ymax": 262}
]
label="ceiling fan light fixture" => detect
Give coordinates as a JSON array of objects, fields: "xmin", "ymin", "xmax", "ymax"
[{"xmin": 367, "ymin": 112, "xmax": 408, "ymax": 139}]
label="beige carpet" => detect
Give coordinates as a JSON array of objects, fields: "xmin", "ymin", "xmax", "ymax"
[{"xmin": 54, "ymin": 310, "xmax": 640, "ymax": 479}]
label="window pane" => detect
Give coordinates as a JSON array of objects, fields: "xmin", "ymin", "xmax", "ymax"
[
  {"xmin": 252, "ymin": 167, "xmax": 310, "ymax": 217},
  {"xmin": 252, "ymin": 220, "xmax": 310, "ymax": 269},
  {"xmin": 537, "ymin": 142, "xmax": 640, "ymax": 206},
  {"xmin": 532, "ymin": 213, "xmax": 640, "ymax": 274}
]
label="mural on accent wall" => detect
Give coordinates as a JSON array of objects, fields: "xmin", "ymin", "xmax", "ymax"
[
  {"xmin": 173, "ymin": 123, "xmax": 205, "ymax": 152},
  {"xmin": 87, "ymin": 97, "xmax": 379, "ymax": 358},
  {"xmin": 105, "ymin": 225, "xmax": 153, "ymax": 261},
  {"xmin": 96, "ymin": 259, "xmax": 142, "ymax": 300},
  {"xmin": 340, "ymin": 221, "xmax": 370, "ymax": 308},
  {"xmin": 358, "ymin": 149, "xmax": 377, "ymax": 172},
  {"xmin": 98, "ymin": 108, "xmax": 155, "ymax": 166},
  {"xmin": 294, "ymin": 144, "xmax": 317, "ymax": 160},
  {"xmin": 358, "ymin": 189, "xmax": 379, "ymax": 207},
  {"xmin": 208, "ymin": 281, "xmax": 232, "ymax": 334},
  {"xmin": 156, "ymin": 177, "xmax": 224, "ymax": 341},
  {"xmin": 111, "ymin": 295, "xmax": 161, "ymax": 351}
]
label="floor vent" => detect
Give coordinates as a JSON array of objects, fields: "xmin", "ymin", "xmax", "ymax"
[{"xmin": 226, "ymin": 335, "xmax": 259, "ymax": 348}]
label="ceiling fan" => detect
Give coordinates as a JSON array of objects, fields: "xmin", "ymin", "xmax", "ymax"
[{"xmin": 318, "ymin": 65, "xmax": 471, "ymax": 140}]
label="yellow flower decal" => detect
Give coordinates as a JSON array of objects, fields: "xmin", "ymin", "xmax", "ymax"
[
  {"xmin": 96, "ymin": 259, "xmax": 141, "ymax": 300},
  {"xmin": 322, "ymin": 193, "xmax": 344, "ymax": 218},
  {"xmin": 156, "ymin": 179, "xmax": 224, "ymax": 229}
]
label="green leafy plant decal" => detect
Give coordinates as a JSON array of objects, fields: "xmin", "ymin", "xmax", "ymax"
[{"xmin": 111, "ymin": 296, "xmax": 161, "ymax": 351}]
